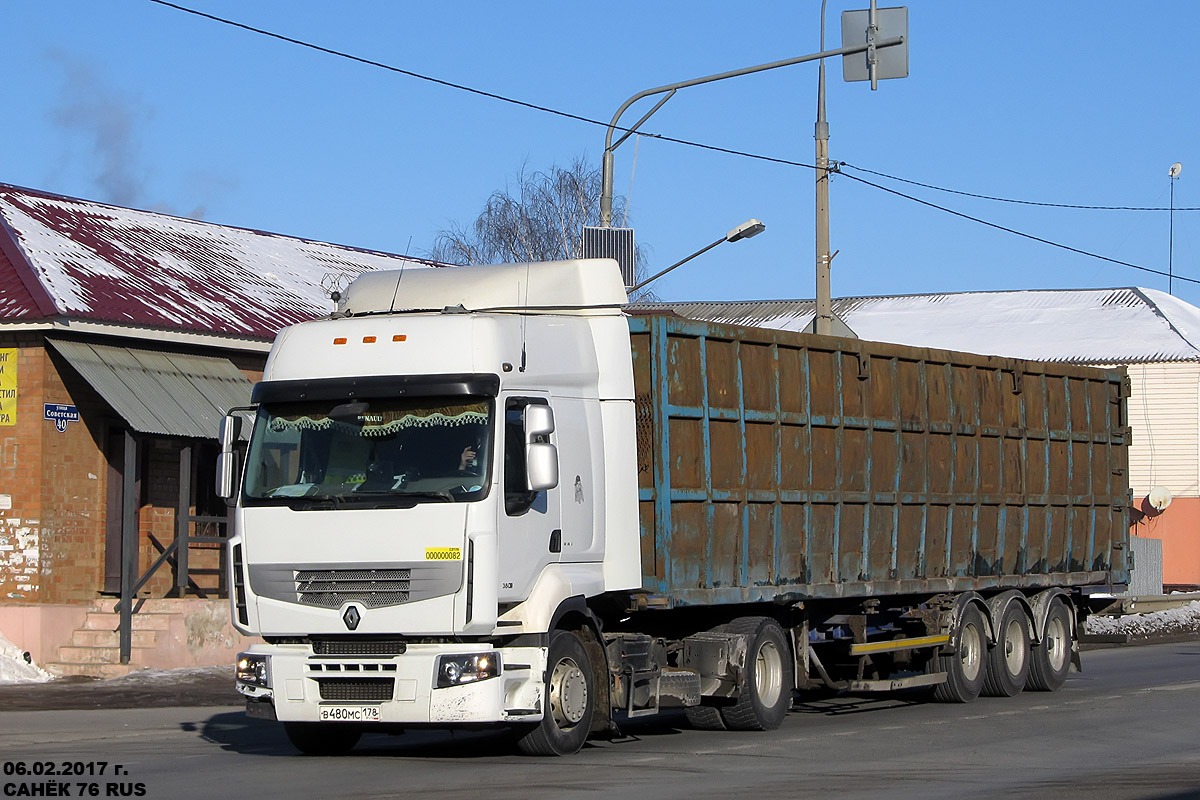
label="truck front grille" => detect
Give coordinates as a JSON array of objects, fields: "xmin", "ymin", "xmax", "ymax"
[
  {"xmin": 248, "ymin": 561, "xmax": 463, "ymax": 609},
  {"xmin": 295, "ymin": 569, "xmax": 410, "ymax": 609},
  {"xmin": 317, "ymin": 678, "xmax": 394, "ymax": 702},
  {"xmin": 312, "ymin": 639, "xmax": 407, "ymax": 656}
]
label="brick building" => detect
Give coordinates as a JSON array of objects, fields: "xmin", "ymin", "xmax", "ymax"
[{"xmin": 0, "ymin": 182, "xmax": 432, "ymax": 674}]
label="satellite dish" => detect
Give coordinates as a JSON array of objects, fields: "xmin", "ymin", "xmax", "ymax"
[
  {"xmin": 1169, "ymin": 162, "xmax": 1183, "ymax": 179},
  {"xmin": 1148, "ymin": 486, "xmax": 1173, "ymax": 512}
]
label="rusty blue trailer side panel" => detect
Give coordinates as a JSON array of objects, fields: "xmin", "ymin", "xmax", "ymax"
[{"xmin": 627, "ymin": 314, "xmax": 1131, "ymax": 607}]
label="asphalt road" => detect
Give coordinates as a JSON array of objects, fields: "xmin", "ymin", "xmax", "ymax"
[{"xmin": 1, "ymin": 642, "xmax": 1198, "ymax": 800}]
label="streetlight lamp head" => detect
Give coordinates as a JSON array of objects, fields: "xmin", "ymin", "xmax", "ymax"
[
  {"xmin": 1170, "ymin": 162, "xmax": 1183, "ymax": 179},
  {"xmin": 726, "ymin": 219, "xmax": 766, "ymax": 243}
]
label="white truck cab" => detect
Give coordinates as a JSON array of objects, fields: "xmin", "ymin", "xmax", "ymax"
[{"xmin": 222, "ymin": 259, "xmax": 641, "ymax": 755}]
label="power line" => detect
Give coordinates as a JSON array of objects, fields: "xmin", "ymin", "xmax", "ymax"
[
  {"xmin": 840, "ymin": 161, "xmax": 1200, "ymax": 212},
  {"xmin": 145, "ymin": 0, "xmax": 818, "ymax": 169},
  {"xmin": 148, "ymin": 0, "xmax": 1191, "ymax": 212},
  {"xmin": 837, "ymin": 170, "xmax": 1200, "ymax": 285},
  {"xmin": 145, "ymin": 0, "xmax": 1196, "ymax": 286},
  {"xmin": 145, "ymin": 0, "xmax": 606, "ymax": 127}
]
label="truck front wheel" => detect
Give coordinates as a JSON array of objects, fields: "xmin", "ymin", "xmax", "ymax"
[
  {"xmin": 517, "ymin": 629, "xmax": 595, "ymax": 756},
  {"xmin": 719, "ymin": 617, "xmax": 793, "ymax": 731}
]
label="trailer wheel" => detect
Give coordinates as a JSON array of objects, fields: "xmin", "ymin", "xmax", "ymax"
[
  {"xmin": 719, "ymin": 617, "xmax": 793, "ymax": 731},
  {"xmin": 932, "ymin": 605, "xmax": 987, "ymax": 703},
  {"xmin": 1028, "ymin": 599, "xmax": 1072, "ymax": 692},
  {"xmin": 982, "ymin": 603, "xmax": 1030, "ymax": 697},
  {"xmin": 517, "ymin": 629, "xmax": 594, "ymax": 756},
  {"xmin": 283, "ymin": 722, "xmax": 361, "ymax": 756}
]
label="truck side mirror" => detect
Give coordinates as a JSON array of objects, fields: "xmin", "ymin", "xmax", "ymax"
[
  {"xmin": 524, "ymin": 405, "xmax": 558, "ymax": 492},
  {"xmin": 216, "ymin": 413, "xmax": 243, "ymax": 501}
]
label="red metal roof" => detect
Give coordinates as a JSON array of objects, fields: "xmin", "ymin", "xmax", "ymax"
[
  {"xmin": 0, "ymin": 183, "xmax": 435, "ymax": 341},
  {"xmin": 0, "ymin": 233, "xmax": 46, "ymax": 319}
]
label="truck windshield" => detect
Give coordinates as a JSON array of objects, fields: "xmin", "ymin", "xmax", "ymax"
[{"xmin": 241, "ymin": 396, "xmax": 492, "ymax": 508}]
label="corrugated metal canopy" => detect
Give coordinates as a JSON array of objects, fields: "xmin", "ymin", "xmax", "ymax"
[{"xmin": 48, "ymin": 339, "xmax": 252, "ymax": 439}]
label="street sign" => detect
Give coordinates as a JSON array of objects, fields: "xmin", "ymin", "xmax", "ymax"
[
  {"xmin": 44, "ymin": 403, "xmax": 80, "ymax": 433},
  {"xmin": 842, "ymin": 7, "xmax": 908, "ymax": 87}
]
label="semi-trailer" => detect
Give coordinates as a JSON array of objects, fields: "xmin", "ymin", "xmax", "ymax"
[{"xmin": 221, "ymin": 259, "xmax": 1130, "ymax": 755}]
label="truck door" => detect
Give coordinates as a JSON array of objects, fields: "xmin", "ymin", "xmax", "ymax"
[{"xmin": 496, "ymin": 396, "xmax": 562, "ymax": 603}]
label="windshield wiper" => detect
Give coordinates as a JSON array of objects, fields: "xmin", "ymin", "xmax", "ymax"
[
  {"xmin": 398, "ymin": 491, "xmax": 455, "ymax": 502},
  {"xmin": 271, "ymin": 490, "xmax": 455, "ymax": 510}
]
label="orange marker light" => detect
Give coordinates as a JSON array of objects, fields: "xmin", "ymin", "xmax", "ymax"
[
  {"xmin": 363, "ymin": 336, "xmax": 377, "ymax": 344},
  {"xmin": 393, "ymin": 334, "xmax": 407, "ymax": 342},
  {"xmin": 333, "ymin": 337, "xmax": 348, "ymax": 345}
]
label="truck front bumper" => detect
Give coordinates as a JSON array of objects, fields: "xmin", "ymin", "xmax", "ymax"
[{"xmin": 236, "ymin": 643, "xmax": 546, "ymax": 725}]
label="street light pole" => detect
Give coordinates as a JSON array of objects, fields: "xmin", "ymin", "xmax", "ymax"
[
  {"xmin": 598, "ymin": 35, "xmax": 904, "ymax": 228},
  {"xmin": 629, "ymin": 219, "xmax": 766, "ymax": 293}
]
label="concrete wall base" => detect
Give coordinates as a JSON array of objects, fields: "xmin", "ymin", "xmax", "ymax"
[{"xmin": 0, "ymin": 599, "xmax": 255, "ymax": 677}]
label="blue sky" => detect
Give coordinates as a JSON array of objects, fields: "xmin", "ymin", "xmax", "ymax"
[{"xmin": 3, "ymin": 1, "xmax": 1198, "ymax": 308}]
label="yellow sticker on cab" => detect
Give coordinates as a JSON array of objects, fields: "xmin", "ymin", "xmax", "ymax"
[{"xmin": 425, "ymin": 547, "xmax": 462, "ymax": 561}]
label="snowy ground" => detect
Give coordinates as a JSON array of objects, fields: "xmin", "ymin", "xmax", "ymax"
[
  {"xmin": 2, "ymin": 603, "xmax": 1199, "ymax": 687},
  {"xmin": 0, "ymin": 631, "xmax": 53, "ymax": 684},
  {"xmin": 1085, "ymin": 600, "xmax": 1200, "ymax": 640}
]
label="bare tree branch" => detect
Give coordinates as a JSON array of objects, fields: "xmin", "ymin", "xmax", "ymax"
[{"xmin": 429, "ymin": 157, "xmax": 656, "ymax": 300}]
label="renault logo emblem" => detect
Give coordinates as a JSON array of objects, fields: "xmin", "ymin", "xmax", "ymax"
[{"xmin": 343, "ymin": 605, "xmax": 361, "ymax": 631}]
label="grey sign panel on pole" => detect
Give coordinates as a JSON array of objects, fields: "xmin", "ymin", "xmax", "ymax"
[{"xmin": 841, "ymin": 7, "xmax": 909, "ymax": 83}]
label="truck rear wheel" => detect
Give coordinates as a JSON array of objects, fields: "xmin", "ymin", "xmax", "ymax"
[
  {"xmin": 982, "ymin": 603, "xmax": 1030, "ymax": 697},
  {"xmin": 684, "ymin": 705, "xmax": 727, "ymax": 730},
  {"xmin": 719, "ymin": 617, "xmax": 793, "ymax": 731},
  {"xmin": 283, "ymin": 722, "xmax": 361, "ymax": 756},
  {"xmin": 1028, "ymin": 599, "xmax": 1072, "ymax": 692},
  {"xmin": 931, "ymin": 605, "xmax": 987, "ymax": 703},
  {"xmin": 517, "ymin": 629, "xmax": 594, "ymax": 756}
]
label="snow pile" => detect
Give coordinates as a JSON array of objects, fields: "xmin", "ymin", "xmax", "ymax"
[
  {"xmin": 0, "ymin": 631, "xmax": 53, "ymax": 684},
  {"xmin": 1086, "ymin": 601, "xmax": 1200, "ymax": 639}
]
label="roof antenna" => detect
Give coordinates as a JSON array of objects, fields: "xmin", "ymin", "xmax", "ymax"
[
  {"xmin": 389, "ymin": 236, "xmax": 418, "ymax": 311},
  {"xmin": 519, "ymin": 263, "xmax": 530, "ymax": 372},
  {"xmin": 389, "ymin": 260, "xmax": 407, "ymax": 312}
]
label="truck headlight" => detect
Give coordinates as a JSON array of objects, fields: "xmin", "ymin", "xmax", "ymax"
[
  {"xmin": 435, "ymin": 652, "xmax": 500, "ymax": 688},
  {"xmin": 236, "ymin": 653, "xmax": 271, "ymax": 688}
]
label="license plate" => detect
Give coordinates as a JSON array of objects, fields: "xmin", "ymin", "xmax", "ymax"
[{"xmin": 319, "ymin": 705, "xmax": 381, "ymax": 722}]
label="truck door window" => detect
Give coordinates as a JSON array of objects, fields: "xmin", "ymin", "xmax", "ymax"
[{"xmin": 504, "ymin": 398, "xmax": 549, "ymax": 516}]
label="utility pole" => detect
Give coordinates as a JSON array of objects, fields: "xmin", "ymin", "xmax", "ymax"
[
  {"xmin": 810, "ymin": 1, "xmax": 907, "ymax": 337},
  {"xmin": 814, "ymin": 0, "xmax": 834, "ymax": 336},
  {"xmin": 1169, "ymin": 162, "xmax": 1182, "ymax": 296}
]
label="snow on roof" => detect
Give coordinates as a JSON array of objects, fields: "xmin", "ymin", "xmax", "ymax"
[
  {"xmin": 634, "ymin": 287, "xmax": 1200, "ymax": 364},
  {"xmin": 0, "ymin": 183, "xmax": 435, "ymax": 341}
]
